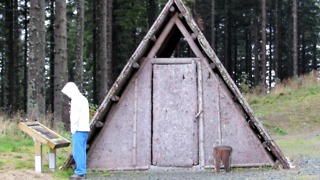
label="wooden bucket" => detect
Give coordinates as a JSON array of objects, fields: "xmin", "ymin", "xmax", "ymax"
[{"xmin": 214, "ymin": 145, "xmax": 232, "ymax": 173}]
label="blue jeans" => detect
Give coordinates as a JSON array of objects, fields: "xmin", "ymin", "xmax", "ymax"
[{"xmin": 72, "ymin": 131, "xmax": 89, "ymax": 175}]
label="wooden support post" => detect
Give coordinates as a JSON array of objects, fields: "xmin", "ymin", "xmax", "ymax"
[
  {"xmin": 218, "ymin": 85, "xmax": 222, "ymax": 145},
  {"xmin": 197, "ymin": 59, "xmax": 205, "ymax": 169},
  {"xmin": 132, "ymin": 79, "xmax": 138, "ymax": 166},
  {"xmin": 49, "ymin": 148, "xmax": 56, "ymax": 171},
  {"xmin": 34, "ymin": 141, "xmax": 43, "ymax": 172}
]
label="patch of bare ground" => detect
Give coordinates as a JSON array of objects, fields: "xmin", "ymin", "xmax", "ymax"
[{"xmin": 0, "ymin": 170, "xmax": 52, "ymax": 180}]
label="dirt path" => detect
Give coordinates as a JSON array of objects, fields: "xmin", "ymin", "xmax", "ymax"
[
  {"xmin": 1, "ymin": 154, "xmax": 319, "ymax": 180},
  {"xmin": 86, "ymin": 156, "xmax": 320, "ymax": 180},
  {"xmin": 0, "ymin": 170, "xmax": 52, "ymax": 180}
]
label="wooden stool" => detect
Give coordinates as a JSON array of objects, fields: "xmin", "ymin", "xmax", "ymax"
[{"xmin": 214, "ymin": 146, "xmax": 232, "ymax": 173}]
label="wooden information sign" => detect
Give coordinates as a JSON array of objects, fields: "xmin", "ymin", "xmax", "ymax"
[{"xmin": 18, "ymin": 121, "xmax": 70, "ymax": 172}]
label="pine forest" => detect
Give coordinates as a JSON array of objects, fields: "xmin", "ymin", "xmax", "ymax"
[{"xmin": 0, "ymin": 0, "xmax": 319, "ymax": 128}]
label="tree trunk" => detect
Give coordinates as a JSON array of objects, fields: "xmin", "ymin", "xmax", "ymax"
[
  {"xmin": 0, "ymin": 50, "xmax": 3, "ymax": 107},
  {"xmin": 268, "ymin": 18, "xmax": 273, "ymax": 90},
  {"xmin": 54, "ymin": 0, "xmax": 68, "ymax": 127},
  {"xmin": 261, "ymin": 0, "xmax": 267, "ymax": 91},
  {"xmin": 233, "ymin": 31, "xmax": 237, "ymax": 82},
  {"xmin": 253, "ymin": 0, "xmax": 259, "ymax": 86},
  {"xmin": 312, "ymin": 41, "xmax": 317, "ymax": 71},
  {"xmin": 98, "ymin": 0, "xmax": 107, "ymax": 104},
  {"xmin": 75, "ymin": 0, "xmax": 84, "ymax": 92},
  {"xmin": 301, "ymin": 32, "xmax": 305, "ymax": 74},
  {"xmin": 49, "ymin": 0, "xmax": 55, "ymax": 115},
  {"xmin": 4, "ymin": 0, "xmax": 20, "ymax": 114},
  {"xmin": 293, "ymin": 0, "xmax": 298, "ymax": 77},
  {"xmin": 92, "ymin": 1, "xmax": 98, "ymax": 105},
  {"xmin": 23, "ymin": 0, "xmax": 29, "ymax": 112},
  {"xmin": 4, "ymin": 0, "xmax": 12, "ymax": 113},
  {"xmin": 38, "ymin": 0, "xmax": 46, "ymax": 116},
  {"xmin": 146, "ymin": 0, "xmax": 157, "ymax": 29},
  {"xmin": 245, "ymin": 29, "xmax": 252, "ymax": 84},
  {"xmin": 275, "ymin": 0, "xmax": 280, "ymax": 80},
  {"xmin": 107, "ymin": 0, "xmax": 113, "ymax": 88},
  {"xmin": 13, "ymin": 0, "xmax": 20, "ymax": 112},
  {"xmin": 211, "ymin": 0, "xmax": 216, "ymax": 51},
  {"xmin": 27, "ymin": 0, "xmax": 46, "ymax": 120},
  {"xmin": 224, "ymin": 0, "xmax": 231, "ymax": 75}
]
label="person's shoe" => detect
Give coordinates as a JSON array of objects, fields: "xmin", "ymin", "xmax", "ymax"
[{"xmin": 69, "ymin": 174, "xmax": 86, "ymax": 179}]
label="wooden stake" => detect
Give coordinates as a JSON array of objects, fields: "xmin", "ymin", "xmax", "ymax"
[
  {"xmin": 218, "ymin": 85, "xmax": 222, "ymax": 145},
  {"xmin": 197, "ymin": 59, "xmax": 205, "ymax": 168},
  {"xmin": 132, "ymin": 79, "xmax": 138, "ymax": 166}
]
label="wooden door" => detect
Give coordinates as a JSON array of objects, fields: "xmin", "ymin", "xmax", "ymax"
[{"xmin": 152, "ymin": 60, "xmax": 198, "ymax": 167}]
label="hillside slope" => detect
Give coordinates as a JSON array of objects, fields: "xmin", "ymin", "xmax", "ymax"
[
  {"xmin": 246, "ymin": 74, "xmax": 320, "ymax": 136},
  {"xmin": 246, "ymin": 74, "xmax": 320, "ymax": 158}
]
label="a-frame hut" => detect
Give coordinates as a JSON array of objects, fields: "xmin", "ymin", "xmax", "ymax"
[{"xmin": 64, "ymin": 0, "xmax": 290, "ymax": 170}]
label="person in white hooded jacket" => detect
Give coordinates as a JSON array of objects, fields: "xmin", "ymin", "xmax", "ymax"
[{"xmin": 61, "ymin": 82, "xmax": 90, "ymax": 179}]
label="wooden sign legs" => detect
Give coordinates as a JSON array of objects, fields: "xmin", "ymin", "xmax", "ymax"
[
  {"xmin": 34, "ymin": 140, "xmax": 57, "ymax": 172},
  {"xmin": 18, "ymin": 122, "xmax": 70, "ymax": 173},
  {"xmin": 35, "ymin": 141, "xmax": 43, "ymax": 172},
  {"xmin": 49, "ymin": 149, "xmax": 56, "ymax": 171}
]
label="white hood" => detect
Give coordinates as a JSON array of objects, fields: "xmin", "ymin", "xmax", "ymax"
[
  {"xmin": 61, "ymin": 82, "xmax": 80, "ymax": 99},
  {"xmin": 61, "ymin": 82, "xmax": 90, "ymax": 133}
]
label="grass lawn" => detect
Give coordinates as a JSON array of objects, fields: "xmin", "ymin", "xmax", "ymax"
[{"xmin": 0, "ymin": 122, "xmax": 73, "ymax": 179}]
